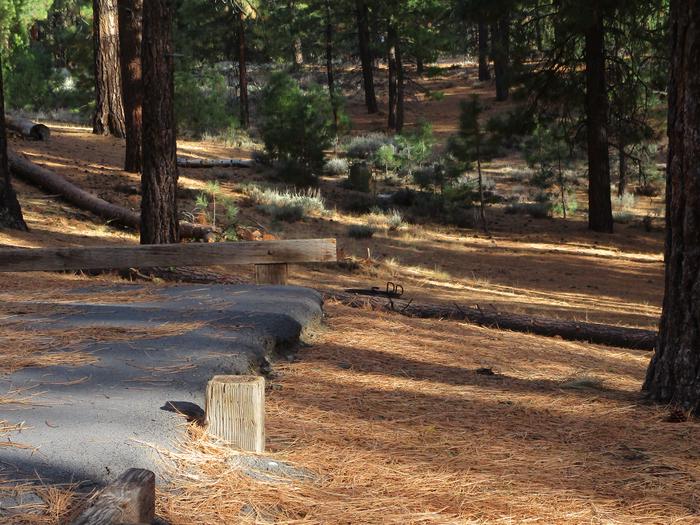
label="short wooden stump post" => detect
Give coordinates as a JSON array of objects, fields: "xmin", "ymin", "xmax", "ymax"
[
  {"xmin": 255, "ymin": 263, "xmax": 289, "ymax": 285},
  {"xmin": 205, "ymin": 375, "xmax": 265, "ymax": 453}
]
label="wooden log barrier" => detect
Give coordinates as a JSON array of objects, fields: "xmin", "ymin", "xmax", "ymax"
[
  {"xmin": 70, "ymin": 468, "xmax": 155, "ymax": 525},
  {"xmin": 0, "ymin": 238, "xmax": 337, "ymax": 273},
  {"xmin": 206, "ymin": 375, "xmax": 265, "ymax": 453}
]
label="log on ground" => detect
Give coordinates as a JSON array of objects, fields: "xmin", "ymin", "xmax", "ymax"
[
  {"xmin": 177, "ymin": 157, "xmax": 254, "ymax": 169},
  {"xmin": 6, "ymin": 115, "xmax": 51, "ymax": 141},
  {"xmin": 70, "ymin": 468, "xmax": 155, "ymax": 525},
  {"xmin": 327, "ymin": 291, "xmax": 657, "ymax": 350},
  {"xmin": 8, "ymin": 152, "xmax": 213, "ymax": 240}
]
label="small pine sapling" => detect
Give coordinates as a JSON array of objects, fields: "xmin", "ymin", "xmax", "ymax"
[
  {"xmin": 447, "ymin": 96, "xmax": 499, "ymax": 230},
  {"xmin": 524, "ymin": 119, "xmax": 575, "ymax": 219}
]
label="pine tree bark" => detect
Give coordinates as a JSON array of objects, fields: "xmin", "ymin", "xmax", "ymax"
[
  {"xmin": 93, "ymin": 0, "xmax": 126, "ymax": 138},
  {"xmin": 395, "ymin": 32, "xmax": 405, "ymax": 133},
  {"xmin": 491, "ymin": 14, "xmax": 510, "ymax": 101},
  {"xmin": 643, "ymin": 1, "xmax": 700, "ymax": 410},
  {"xmin": 387, "ymin": 22, "xmax": 398, "ymax": 130},
  {"xmin": 584, "ymin": 4, "xmax": 613, "ymax": 233},
  {"xmin": 477, "ymin": 19, "xmax": 490, "ymax": 81},
  {"xmin": 618, "ymin": 141, "xmax": 627, "ymax": 197},
  {"xmin": 356, "ymin": 0, "xmax": 378, "ymax": 114},
  {"xmin": 325, "ymin": 1, "xmax": 338, "ymax": 134},
  {"xmin": 0, "ymin": 56, "xmax": 27, "ymax": 231},
  {"xmin": 238, "ymin": 11, "xmax": 250, "ymax": 129},
  {"xmin": 117, "ymin": 0, "xmax": 143, "ymax": 173},
  {"xmin": 140, "ymin": 0, "xmax": 178, "ymax": 245}
]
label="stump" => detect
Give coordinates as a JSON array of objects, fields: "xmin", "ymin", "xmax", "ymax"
[
  {"xmin": 205, "ymin": 375, "xmax": 265, "ymax": 453},
  {"xmin": 255, "ymin": 263, "xmax": 289, "ymax": 285}
]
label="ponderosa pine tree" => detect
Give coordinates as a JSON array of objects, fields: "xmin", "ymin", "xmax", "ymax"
[
  {"xmin": 117, "ymin": 0, "xmax": 143, "ymax": 172},
  {"xmin": 643, "ymin": 1, "xmax": 700, "ymax": 412},
  {"xmin": 237, "ymin": 8, "xmax": 250, "ymax": 128},
  {"xmin": 491, "ymin": 13, "xmax": 510, "ymax": 101},
  {"xmin": 0, "ymin": 55, "xmax": 27, "ymax": 231},
  {"xmin": 140, "ymin": 0, "xmax": 178, "ymax": 244},
  {"xmin": 477, "ymin": 18, "xmax": 490, "ymax": 81},
  {"xmin": 356, "ymin": 0, "xmax": 378, "ymax": 113},
  {"xmin": 93, "ymin": 0, "xmax": 126, "ymax": 137},
  {"xmin": 584, "ymin": 1, "xmax": 613, "ymax": 233}
]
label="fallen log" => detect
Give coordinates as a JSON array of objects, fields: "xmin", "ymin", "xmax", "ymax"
[
  {"xmin": 177, "ymin": 157, "xmax": 254, "ymax": 169},
  {"xmin": 9, "ymin": 152, "xmax": 214, "ymax": 241},
  {"xmin": 326, "ymin": 291, "xmax": 658, "ymax": 351},
  {"xmin": 5, "ymin": 115, "xmax": 50, "ymax": 141},
  {"xmin": 70, "ymin": 468, "xmax": 155, "ymax": 525}
]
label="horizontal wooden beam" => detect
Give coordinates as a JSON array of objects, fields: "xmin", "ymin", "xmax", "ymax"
[{"xmin": 0, "ymin": 239, "xmax": 337, "ymax": 272}]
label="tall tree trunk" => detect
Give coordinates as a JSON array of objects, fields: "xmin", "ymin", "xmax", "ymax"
[
  {"xmin": 491, "ymin": 14, "xmax": 510, "ymax": 101},
  {"xmin": 325, "ymin": 1, "xmax": 338, "ymax": 134},
  {"xmin": 478, "ymin": 19, "xmax": 490, "ymax": 81},
  {"xmin": 643, "ymin": 1, "xmax": 700, "ymax": 411},
  {"xmin": 292, "ymin": 37, "xmax": 304, "ymax": 70},
  {"xmin": 117, "ymin": 0, "xmax": 142, "ymax": 173},
  {"xmin": 387, "ymin": 22, "xmax": 398, "ymax": 130},
  {"xmin": 0, "ymin": 56, "xmax": 27, "ymax": 231},
  {"xmin": 395, "ymin": 32, "xmax": 405, "ymax": 133},
  {"xmin": 93, "ymin": 0, "xmax": 126, "ymax": 138},
  {"xmin": 584, "ymin": 4, "xmax": 613, "ymax": 233},
  {"xmin": 238, "ymin": 11, "xmax": 249, "ymax": 129},
  {"xmin": 618, "ymin": 141, "xmax": 627, "ymax": 197},
  {"xmin": 356, "ymin": 0, "xmax": 378, "ymax": 113},
  {"xmin": 140, "ymin": 0, "xmax": 178, "ymax": 245},
  {"xmin": 534, "ymin": 0, "xmax": 544, "ymax": 52}
]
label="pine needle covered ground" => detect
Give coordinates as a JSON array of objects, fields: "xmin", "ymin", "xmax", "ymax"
[{"xmin": 154, "ymin": 302, "xmax": 700, "ymax": 524}]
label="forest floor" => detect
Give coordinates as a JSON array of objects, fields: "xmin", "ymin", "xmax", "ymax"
[{"xmin": 2, "ymin": 64, "xmax": 697, "ymax": 524}]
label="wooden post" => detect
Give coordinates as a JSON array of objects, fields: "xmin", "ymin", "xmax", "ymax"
[
  {"xmin": 255, "ymin": 263, "xmax": 289, "ymax": 285},
  {"xmin": 205, "ymin": 375, "xmax": 265, "ymax": 453},
  {"xmin": 70, "ymin": 468, "xmax": 155, "ymax": 525}
]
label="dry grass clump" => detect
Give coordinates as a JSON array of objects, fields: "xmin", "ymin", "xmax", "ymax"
[
  {"xmin": 0, "ymin": 482, "xmax": 83, "ymax": 524},
  {"xmin": 156, "ymin": 303, "xmax": 700, "ymax": 524}
]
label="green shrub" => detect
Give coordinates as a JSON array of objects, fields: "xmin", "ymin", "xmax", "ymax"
[
  {"xmin": 269, "ymin": 205, "xmax": 305, "ymax": 222},
  {"xmin": 374, "ymin": 143, "xmax": 399, "ymax": 174},
  {"xmin": 613, "ymin": 210, "xmax": 634, "ymax": 224},
  {"xmin": 258, "ymin": 73, "xmax": 334, "ymax": 177},
  {"xmin": 348, "ymin": 162, "xmax": 372, "ymax": 193},
  {"xmin": 614, "ymin": 192, "xmax": 637, "ymax": 211},
  {"xmin": 412, "ymin": 165, "xmax": 445, "ymax": 192},
  {"xmin": 346, "ymin": 133, "xmax": 393, "ymax": 159},
  {"xmin": 391, "ymin": 188, "xmax": 416, "ymax": 206},
  {"xmin": 348, "ymin": 225, "xmax": 376, "ymax": 239},
  {"xmin": 444, "ymin": 203, "xmax": 476, "ymax": 228},
  {"xmin": 175, "ymin": 66, "xmax": 237, "ymax": 138},
  {"xmin": 323, "ymin": 157, "xmax": 349, "ymax": 176},
  {"xmin": 394, "ymin": 121, "xmax": 436, "ymax": 175},
  {"xmin": 365, "ymin": 207, "xmax": 405, "ymax": 231},
  {"xmin": 244, "ymin": 186, "xmax": 326, "ymax": 219},
  {"xmin": 505, "ymin": 202, "xmax": 552, "ymax": 218}
]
